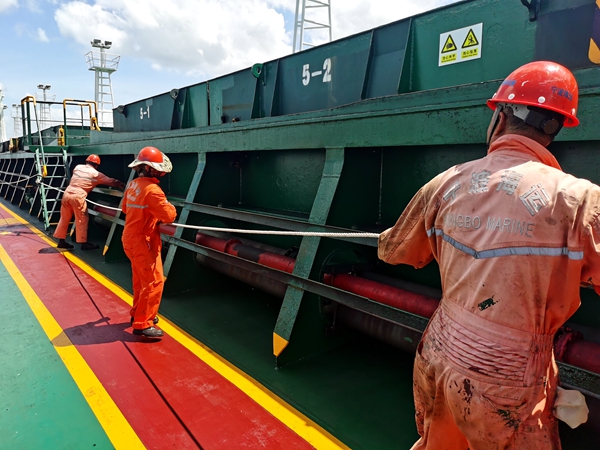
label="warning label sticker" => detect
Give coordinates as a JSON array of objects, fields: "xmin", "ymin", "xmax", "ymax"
[
  {"xmin": 439, "ymin": 23, "xmax": 483, "ymax": 66},
  {"xmin": 442, "ymin": 35, "xmax": 457, "ymax": 53}
]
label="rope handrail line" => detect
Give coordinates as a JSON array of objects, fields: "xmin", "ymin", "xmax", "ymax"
[
  {"xmin": 0, "ymin": 175, "xmax": 37, "ymax": 186},
  {"xmin": 39, "ymin": 182, "xmax": 381, "ymax": 239}
]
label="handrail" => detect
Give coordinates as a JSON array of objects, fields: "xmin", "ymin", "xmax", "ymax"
[
  {"xmin": 61, "ymin": 99, "xmax": 101, "ymax": 145},
  {"xmin": 21, "ymin": 96, "xmax": 45, "ymax": 166},
  {"xmin": 62, "ymin": 99, "xmax": 100, "ymax": 130}
]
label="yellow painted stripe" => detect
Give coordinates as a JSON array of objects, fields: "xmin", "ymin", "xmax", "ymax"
[
  {"xmin": 0, "ymin": 244, "xmax": 145, "ymax": 450},
  {"xmin": 590, "ymin": 38, "xmax": 600, "ymax": 64},
  {"xmin": 0, "ymin": 217, "xmax": 21, "ymax": 226},
  {"xmin": 0, "ymin": 202, "xmax": 349, "ymax": 449},
  {"xmin": 161, "ymin": 323, "xmax": 350, "ymax": 450}
]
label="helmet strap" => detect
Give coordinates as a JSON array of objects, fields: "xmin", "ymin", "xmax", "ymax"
[
  {"xmin": 507, "ymin": 104, "xmax": 564, "ymax": 136},
  {"xmin": 486, "ymin": 104, "xmax": 504, "ymax": 146},
  {"xmin": 139, "ymin": 165, "xmax": 165, "ymax": 178}
]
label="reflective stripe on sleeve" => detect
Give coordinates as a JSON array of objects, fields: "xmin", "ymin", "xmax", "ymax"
[{"xmin": 427, "ymin": 228, "xmax": 584, "ymax": 260}]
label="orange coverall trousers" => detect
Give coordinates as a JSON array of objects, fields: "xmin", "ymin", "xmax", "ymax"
[
  {"xmin": 410, "ymin": 302, "xmax": 560, "ymax": 450},
  {"xmin": 123, "ymin": 233, "xmax": 165, "ymax": 330},
  {"xmin": 53, "ymin": 190, "xmax": 90, "ymax": 243}
]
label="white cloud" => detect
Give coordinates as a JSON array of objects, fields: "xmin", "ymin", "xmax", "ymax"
[
  {"xmin": 36, "ymin": 27, "xmax": 49, "ymax": 42},
  {"xmin": 330, "ymin": 0, "xmax": 462, "ymax": 40},
  {"xmin": 55, "ymin": 0, "xmax": 290, "ymax": 80},
  {"xmin": 0, "ymin": 0, "xmax": 18, "ymax": 14},
  {"xmin": 54, "ymin": 0, "xmax": 461, "ymax": 80}
]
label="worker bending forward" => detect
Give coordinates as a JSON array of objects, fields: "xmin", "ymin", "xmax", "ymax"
[
  {"xmin": 122, "ymin": 147, "xmax": 177, "ymax": 338},
  {"xmin": 379, "ymin": 61, "xmax": 595, "ymax": 449},
  {"xmin": 54, "ymin": 154, "xmax": 125, "ymax": 250}
]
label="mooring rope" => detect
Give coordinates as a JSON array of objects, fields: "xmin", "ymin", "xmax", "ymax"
[
  {"xmin": 0, "ymin": 175, "xmax": 37, "ymax": 186},
  {"xmin": 39, "ymin": 182, "xmax": 381, "ymax": 239}
]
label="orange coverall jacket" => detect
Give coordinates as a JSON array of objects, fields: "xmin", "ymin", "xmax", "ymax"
[
  {"xmin": 54, "ymin": 163, "xmax": 122, "ymax": 243},
  {"xmin": 122, "ymin": 176, "xmax": 177, "ymax": 330},
  {"xmin": 378, "ymin": 134, "xmax": 600, "ymax": 450}
]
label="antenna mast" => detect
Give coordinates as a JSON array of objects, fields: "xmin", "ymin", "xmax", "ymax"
[
  {"xmin": 0, "ymin": 89, "xmax": 6, "ymax": 143},
  {"xmin": 85, "ymin": 39, "xmax": 120, "ymax": 128},
  {"xmin": 293, "ymin": 0, "xmax": 332, "ymax": 53}
]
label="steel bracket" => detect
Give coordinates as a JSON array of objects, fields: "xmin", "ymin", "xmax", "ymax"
[{"xmin": 521, "ymin": 0, "xmax": 541, "ymax": 22}]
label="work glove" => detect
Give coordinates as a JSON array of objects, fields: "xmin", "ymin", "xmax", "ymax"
[{"xmin": 553, "ymin": 386, "xmax": 589, "ymax": 428}]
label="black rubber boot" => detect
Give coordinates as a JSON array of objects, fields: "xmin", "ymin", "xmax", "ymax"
[
  {"xmin": 80, "ymin": 242, "xmax": 99, "ymax": 251},
  {"xmin": 57, "ymin": 239, "xmax": 74, "ymax": 250},
  {"xmin": 133, "ymin": 327, "xmax": 164, "ymax": 338},
  {"xmin": 130, "ymin": 317, "xmax": 159, "ymax": 325}
]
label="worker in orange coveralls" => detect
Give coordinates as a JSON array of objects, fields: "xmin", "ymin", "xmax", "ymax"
[
  {"xmin": 54, "ymin": 154, "xmax": 125, "ymax": 250},
  {"xmin": 379, "ymin": 61, "xmax": 593, "ymax": 449},
  {"xmin": 122, "ymin": 147, "xmax": 177, "ymax": 338}
]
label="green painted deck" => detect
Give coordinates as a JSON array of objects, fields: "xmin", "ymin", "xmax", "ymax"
[{"xmin": 0, "ymin": 260, "xmax": 113, "ymax": 449}]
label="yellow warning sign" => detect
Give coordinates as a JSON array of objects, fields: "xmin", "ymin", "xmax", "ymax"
[
  {"xmin": 462, "ymin": 29, "xmax": 479, "ymax": 48},
  {"xmin": 439, "ymin": 23, "xmax": 483, "ymax": 66},
  {"xmin": 442, "ymin": 35, "xmax": 457, "ymax": 53}
]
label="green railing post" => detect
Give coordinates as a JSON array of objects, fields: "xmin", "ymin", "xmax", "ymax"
[
  {"xmin": 163, "ymin": 153, "xmax": 206, "ymax": 277},
  {"xmin": 272, "ymin": 147, "xmax": 344, "ymax": 360}
]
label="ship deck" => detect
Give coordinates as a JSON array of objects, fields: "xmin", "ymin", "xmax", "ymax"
[
  {"xmin": 3, "ymin": 195, "xmax": 596, "ymax": 449},
  {"xmin": 0, "ymin": 200, "xmax": 419, "ymax": 449}
]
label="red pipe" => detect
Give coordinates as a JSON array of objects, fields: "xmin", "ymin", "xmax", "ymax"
[
  {"xmin": 94, "ymin": 205, "xmax": 116, "ymax": 216},
  {"xmin": 159, "ymin": 224, "xmax": 176, "ymax": 236},
  {"xmin": 196, "ymin": 233, "xmax": 241, "ymax": 253},
  {"xmin": 554, "ymin": 327, "xmax": 600, "ymax": 375},
  {"xmin": 323, "ymin": 273, "xmax": 440, "ymax": 319},
  {"xmin": 195, "ymin": 233, "xmax": 600, "ymax": 375},
  {"xmin": 562, "ymin": 340, "xmax": 600, "ymax": 374},
  {"xmin": 326, "ymin": 273, "xmax": 600, "ymax": 375},
  {"xmin": 195, "ymin": 233, "xmax": 296, "ymax": 273}
]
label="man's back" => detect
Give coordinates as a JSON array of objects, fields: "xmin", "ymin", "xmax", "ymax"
[
  {"xmin": 427, "ymin": 134, "xmax": 600, "ymax": 335},
  {"xmin": 65, "ymin": 164, "xmax": 117, "ymax": 196},
  {"xmin": 380, "ymin": 134, "xmax": 600, "ymax": 336},
  {"xmin": 122, "ymin": 177, "xmax": 176, "ymax": 239}
]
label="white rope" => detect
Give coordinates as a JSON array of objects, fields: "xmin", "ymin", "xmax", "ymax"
[
  {"xmin": 0, "ymin": 175, "xmax": 37, "ymax": 186},
  {"xmin": 170, "ymin": 223, "xmax": 380, "ymax": 238},
  {"xmin": 40, "ymin": 182, "xmax": 123, "ymax": 211},
  {"xmin": 39, "ymin": 182, "xmax": 380, "ymax": 239}
]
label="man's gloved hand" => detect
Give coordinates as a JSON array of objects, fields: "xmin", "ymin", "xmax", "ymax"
[{"xmin": 116, "ymin": 181, "xmax": 126, "ymax": 190}]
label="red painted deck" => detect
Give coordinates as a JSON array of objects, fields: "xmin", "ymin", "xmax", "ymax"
[{"xmin": 0, "ymin": 210, "xmax": 315, "ymax": 449}]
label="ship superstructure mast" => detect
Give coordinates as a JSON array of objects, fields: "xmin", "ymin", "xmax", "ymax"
[
  {"xmin": 293, "ymin": 0, "xmax": 332, "ymax": 53},
  {"xmin": 36, "ymin": 84, "xmax": 55, "ymax": 131},
  {"xmin": 85, "ymin": 39, "xmax": 119, "ymax": 128},
  {"xmin": 11, "ymin": 104, "xmax": 21, "ymax": 137},
  {"xmin": 0, "ymin": 88, "xmax": 7, "ymax": 143}
]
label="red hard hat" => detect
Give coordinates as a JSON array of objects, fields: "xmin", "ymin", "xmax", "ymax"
[
  {"xmin": 86, "ymin": 154, "xmax": 101, "ymax": 165},
  {"xmin": 128, "ymin": 146, "xmax": 173, "ymax": 173},
  {"xmin": 487, "ymin": 61, "xmax": 579, "ymax": 127}
]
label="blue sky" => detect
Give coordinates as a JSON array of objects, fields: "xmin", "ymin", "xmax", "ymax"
[{"xmin": 0, "ymin": 0, "xmax": 460, "ymax": 139}]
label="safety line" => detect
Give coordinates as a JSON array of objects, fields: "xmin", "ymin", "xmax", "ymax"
[
  {"xmin": 0, "ymin": 201, "xmax": 350, "ymax": 450},
  {"xmin": 40, "ymin": 182, "xmax": 380, "ymax": 239},
  {"xmin": 0, "ymin": 244, "xmax": 145, "ymax": 450},
  {"xmin": 0, "ymin": 174, "xmax": 36, "ymax": 186}
]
